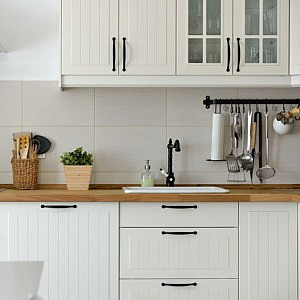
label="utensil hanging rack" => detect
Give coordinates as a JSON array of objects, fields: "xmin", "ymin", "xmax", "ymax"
[{"xmin": 203, "ymin": 95, "xmax": 300, "ymax": 109}]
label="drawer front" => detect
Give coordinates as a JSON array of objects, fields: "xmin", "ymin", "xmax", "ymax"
[
  {"xmin": 120, "ymin": 228, "xmax": 238, "ymax": 279},
  {"xmin": 120, "ymin": 279, "xmax": 238, "ymax": 300},
  {"xmin": 120, "ymin": 202, "xmax": 238, "ymax": 227}
]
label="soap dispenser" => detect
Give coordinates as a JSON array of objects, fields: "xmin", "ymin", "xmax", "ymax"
[{"xmin": 141, "ymin": 160, "xmax": 154, "ymax": 187}]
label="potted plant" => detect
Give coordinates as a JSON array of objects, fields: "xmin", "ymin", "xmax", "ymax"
[{"xmin": 60, "ymin": 147, "xmax": 93, "ymax": 190}]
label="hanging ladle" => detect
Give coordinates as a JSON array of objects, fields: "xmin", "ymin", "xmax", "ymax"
[{"xmin": 256, "ymin": 105, "xmax": 275, "ymax": 180}]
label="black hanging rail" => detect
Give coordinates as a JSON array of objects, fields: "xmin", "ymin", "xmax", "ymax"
[{"xmin": 203, "ymin": 95, "xmax": 300, "ymax": 109}]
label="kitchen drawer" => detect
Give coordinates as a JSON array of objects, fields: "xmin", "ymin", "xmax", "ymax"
[
  {"xmin": 120, "ymin": 228, "xmax": 238, "ymax": 279},
  {"xmin": 120, "ymin": 202, "xmax": 238, "ymax": 227},
  {"xmin": 120, "ymin": 279, "xmax": 238, "ymax": 300}
]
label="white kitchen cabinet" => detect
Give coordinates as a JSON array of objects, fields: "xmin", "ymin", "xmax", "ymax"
[
  {"xmin": 234, "ymin": 0, "xmax": 289, "ymax": 75},
  {"xmin": 239, "ymin": 202, "xmax": 297, "ymax": 300},
  {"xmin": 177, "ymin": 0, "xmax": 233, "ymax": 75},
  {"xmin": 119, "ymin": 0, "xmax": 176, "ymax": 75},
  {"xmin": 62, "ymin": 0, "xmax": 176, "ymax": 76},
  {"xmin": 0, "ymin": 202, "xmax": 119, "ymax": 300},
  {"xmin": 120, "ymin": 228, "xmax": 238, "ymax": 279},
  {"xmin": 62, "ymin": 0, "xmax": 118, "ymax": 75},
  {"xmin": 177, "ymin": 0, "xmax": 289, "ymax": 75},
  {"xmin": 290, "ymin": 0, "xmax": 300, "ymax": 86},
  {"xmin": 120, "ymin": 279, "xmax": 238, "ymax": 300}
]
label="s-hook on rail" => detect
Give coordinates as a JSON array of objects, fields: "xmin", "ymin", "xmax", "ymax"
[{"xmin": 203, "ymin": 95, "xmax": 300, "ymax": 109}]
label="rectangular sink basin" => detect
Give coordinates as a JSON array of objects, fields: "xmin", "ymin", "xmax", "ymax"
[{"xmin": 123, "ymin": 187, "xmax": 229, "ymax": 194}]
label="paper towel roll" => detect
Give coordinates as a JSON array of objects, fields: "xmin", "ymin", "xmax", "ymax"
[{"xmin": 210, "ymin": 113, "xmax": 224, "ymax": 160}]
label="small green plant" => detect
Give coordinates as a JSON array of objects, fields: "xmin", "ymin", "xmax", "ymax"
[{"xmin": 60, "ymin": 147, "xmax": 93, "ymax": 166}]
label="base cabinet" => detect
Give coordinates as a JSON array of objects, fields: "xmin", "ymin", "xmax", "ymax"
[
  {"xmin": 120, "ymin": 279, "xmax": 238, "ymax": 300},
  {"xmin": 0, "ymin": 202, "xmax": 119, "ymax": 300},
  {"xmin": 239, "ymin": 202, "xmax": 297, "ymax": 300}
]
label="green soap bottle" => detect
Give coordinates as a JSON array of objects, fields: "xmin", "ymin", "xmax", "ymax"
[{"xmin": 141, "ymin": 160, "xmax": 155, "ymax": 187}]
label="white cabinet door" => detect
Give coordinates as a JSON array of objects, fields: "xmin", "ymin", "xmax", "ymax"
[
  {"xmin": 120, "ymin": 279, "xmax": 238, "ymax": 300},
  {"xmin": 233, "ymin": 0, "xmax": 289, "ymax": 75},
  {"xmin": 121, "ymin": 228, "xmax": 238, "ymax": 279},
  {"xmin": 239, "ymin": 203, "xmax": 297, "ymax": 300},
  {"xmin": 177, "ymin": 0, "xmax": 233, "ymax": 75},
  {"xmin": 290, "ymin": 0, "xmax": 300, "ymax": 75},
  {"xmin": 119, "ymin": 0, "xmax": 176, "ymax": 75},
  {"xmin": 120, "ymin": 202, "xmax": 238, "ymax": 227},
  {"xmin": 62, "ymin": 0, "xmax": 118, "ymax": 75},
  {"xmin": 0, "ymin": 202, "xmax": 119, "ymax": 300}
]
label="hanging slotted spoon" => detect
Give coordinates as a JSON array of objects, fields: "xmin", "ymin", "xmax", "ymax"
[{"xmin": 256, "ymin": 107, "xmax": 275, "ymax": 180}]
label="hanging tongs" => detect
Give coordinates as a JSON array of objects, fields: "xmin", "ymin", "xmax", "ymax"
[{"xmin": 250, "ymin": 105, "xmax": 263, "ymax": 183}]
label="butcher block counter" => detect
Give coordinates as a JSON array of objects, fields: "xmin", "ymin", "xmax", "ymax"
[{"xmin": 1, "ymin": 184, "xmax": 300, "ymax": 202}]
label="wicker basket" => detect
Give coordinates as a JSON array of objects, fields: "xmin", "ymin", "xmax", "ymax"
[{"xmin": 11, "ymin": 158, "xmax": 39, "ymax": 190}]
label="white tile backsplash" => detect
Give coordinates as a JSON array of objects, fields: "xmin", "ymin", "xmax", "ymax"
[
  {"xmin": 1, "ymin": 81, "xmax": 300, "ymax": 184},
  {"xmin": 95, "ymin": 88, "xmax": 166, "ymax": 126},
  {"xmin": 95, "ymin": 127, "xmax": 166, "ymax": 172},
  {"xmin": 23, "ymin": 82, "xmax": 94, "ymax": 126},
  {"xmin": 0, "ymin": 82, "xmax": 22, "ymax": 126}
]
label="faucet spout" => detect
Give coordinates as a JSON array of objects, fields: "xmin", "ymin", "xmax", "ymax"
[{"xmin": 161, "ymin": 138, "xmax": 181, "ymax": 187}]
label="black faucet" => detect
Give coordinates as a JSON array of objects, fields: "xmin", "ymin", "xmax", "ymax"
[{"xmin": 160, "ymin": 138, "xmax": 181, "ymax": 187}]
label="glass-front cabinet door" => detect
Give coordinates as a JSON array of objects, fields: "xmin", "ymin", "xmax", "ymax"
[
  {"xmin": 233, "ymin": 0, "xmax": 289, "ymax": 75},
  {"xmin": 177, "ymin": 0, "xmax": 233, "ymax": 75}
]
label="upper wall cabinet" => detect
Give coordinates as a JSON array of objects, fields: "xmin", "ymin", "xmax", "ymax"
[
  {"xmin": 234, "ymin": 0, "xmax": 289, "ymax": 75},
  {"xmin": 62, "ymin": 0, "xmax": 176, "ymax": 76},
  {"xmin": 62, "ymin": 0, "xmax": 118, "ymax": 75},
  {"xmin": 177, "ymin": 0, "xmax": 289, "ymax": 75},
  {"xmin": 119, "ymin": 0, "xmax": 176, "ymax": 75},
  {"xmin": 177, "ymin": 0, "xmax": 233, "ymax": 75},
  {"xmin": 290, "ymin": 0, "xmax": 300, "ymax": 76}
]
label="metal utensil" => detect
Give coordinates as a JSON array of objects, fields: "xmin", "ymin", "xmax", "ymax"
[
  {"xmin": 240, "ymin": 109, "xmax": 253, "ymax": 171},
  {"xmin": 250, "ymin": 110, "xmax": 258, "ymax": 182},
  {"xmin": 256, "ymin": 106, "xmax": 275, "ymax": 180},
  {"xmin": 237, "ymin": 109, "xmax": 246, "ymax": 162},
  {"xmin": 226, "ymin": 111, "xmax": 240, "ymax": 174}
]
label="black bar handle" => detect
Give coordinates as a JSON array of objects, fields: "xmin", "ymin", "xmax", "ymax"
[
  {"xmin": 226, "ymin": 37, "xmax": 230, "ymax": 72},
  {"xmin": 162, "ymin": 205, "xmax": 197, "ymax": 209},
  {"xmin": 161, "ymin": 283, "xmax": 197, "ymax": 287},
  {"xmin": 41, "ymin": 205, "xmax": 77, "ymax": 209},
  {"xmin": 122, "ymin": 37, "xmax": 126, "ymax": 72},
  {"xmin": 237, "ymin": 37, "xmax": 241, "ymax": 72},
  {"xmin": 162, "ymin": 231, "xmax": 197, "ymax": 235},
  {"xmin": 112, "ymin": 37, "xmax": 116, "ymax": 72}
]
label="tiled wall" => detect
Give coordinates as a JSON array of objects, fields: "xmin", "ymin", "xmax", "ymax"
[{"xmin": 1, "ymin": 81, "xmax": 300, "ymax": 184}]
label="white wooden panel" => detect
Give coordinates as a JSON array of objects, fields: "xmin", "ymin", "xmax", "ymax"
[
  {"xmin": 0, "ymin": 202, "xmax": 119, "ymax": 300},
  {"xmin": 233, "ymin": 0, "xmax": 289, "ymax": 75},
  {"xmin": 120, "ymin": 202, "xmax": 238, "ymax": 227},
  {"xmin": 177, "ymin": 0, "xmax": 233, "ymax": 75},
  {"xmin": 239, "ymin": 202, "xmax": 297, "ymax": 300},
  {"xmin": 62, "ymin": 0, "xmax": 118, "ymax": 75},
  {"xmin": 121, "ymin": 228, "xmax": 238, "ymax": 279},
  {"xmin": 119, "ymin": 0, "xmax": 176, "ymax": 75},
  {"xmin": 121, "ymin": 279, "xmax": 238, "ymax": 300},
  {"xmin": 290, "ymin": 0, "xmax": 300, "ymax": 75}
]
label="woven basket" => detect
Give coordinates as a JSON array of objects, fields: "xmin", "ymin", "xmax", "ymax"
[{"xmin": 11, "ymin": 158, "xmax": 39, "ymax": 190}]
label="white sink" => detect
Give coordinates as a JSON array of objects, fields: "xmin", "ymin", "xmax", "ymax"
[{"xmin": 122, "ymin": 187, "xmax": 229, "ymax": 194}]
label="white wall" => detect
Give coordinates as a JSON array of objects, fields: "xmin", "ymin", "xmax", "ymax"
[{"xmin": 0, "ymin": 0, "xmax": 59, "ymax": 80}]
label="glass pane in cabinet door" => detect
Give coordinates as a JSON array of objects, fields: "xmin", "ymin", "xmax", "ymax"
[
  {"xmin": 189, "ymin": 0, "xmax": 203, "ymax": 35},
  {"xmin": 206, "ymin": 0, "xmax": 221, "ymax": 35},
  {"xmin": 245, "ymin": 38, "xmax": 259, "ymax": 63},
  {"xmin": 263, "ymin": 0, "xmax": 277, "ymax": 35},
  {"xmin": 206, "ymin": 39, "xmax": 221, "ymax": 63},
  {"xmin": 263, "ymin": 38, "xmax": 277, "ymax": 63},
  {"xmin": 245, "ymin": 0, "xmax": 259, "ymax": 35},
  {"xmin": 188, "ymin": 39, "xmax": 203, "ymax": 63}
]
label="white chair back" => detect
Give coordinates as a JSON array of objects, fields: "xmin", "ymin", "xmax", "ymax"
[{"xmin": 0, "ymin": 261, "xmax": 43, "ymax": 300}]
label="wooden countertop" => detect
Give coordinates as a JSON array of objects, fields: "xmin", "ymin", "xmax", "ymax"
[{"xmin": 1, "ymin": 185, "xmax": 300, "ymax": 202}]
